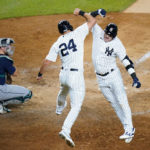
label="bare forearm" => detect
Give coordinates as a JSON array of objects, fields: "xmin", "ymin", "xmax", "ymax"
[
  {"xmin": 82, "ymin": 12, "xmax": 96, "ymax": 30},
  {"xmin": 37, "ymin": 59, "xmax": 51, "ymax": 80},
  {"xmin": 38, "ymin": 59, "xmax": 51, "ymax": 75},
  {"xmin": 84, "ymin": 12, "xmax": 96, "ymax": 22},
  {"xmin": 74, "ymin": 8, "xmax": 96, "ymax": 30},
  {"xmin": 39, "ymin": 63, "xmax": 46, "ymax": 74}
]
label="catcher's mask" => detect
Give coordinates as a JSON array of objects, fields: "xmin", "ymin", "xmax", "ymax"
[
  {"xmin": 58, "ymin": 20, "xmax": 73, "ymax": 34},
  {"xmin": 104, "ymin": 23, "xmax": 118, "ymax": 39},
  {"xmin": 0, "ymin": 38, "xmax": 15, "ymax": 56}
]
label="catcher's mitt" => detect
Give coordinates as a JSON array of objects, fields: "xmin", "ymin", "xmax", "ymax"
[{"xmin": 6, "ymin": 73, "xmax": 12, "ymax": 84}]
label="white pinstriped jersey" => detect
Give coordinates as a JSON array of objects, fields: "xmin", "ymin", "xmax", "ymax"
[
  {"xmin": 46, "ymin": 23, "xmax": 89, "ymax": 70},
  {"xmin": 92, "ymin": 25, "xmax": 134, "ymax": 132},
  {"xmin": 92, "ymin": 24, "xmax": 127, "ymax": 74}
]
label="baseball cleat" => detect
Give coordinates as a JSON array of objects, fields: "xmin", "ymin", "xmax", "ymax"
[
  {"xmin": 56, "ymin": 101, "xmax": 67, "ymax": 115},
  {"xmin": 59, "ymin": 130, "xmax": 75, "ymax": 147},
  {"xmin": 119, "ymin": 128, "xmax": 135, "ymax": 140},
  {"xmin": 125, "ymin": 137, "xmax": 133, "ymax": 143},
  {"xmin": 3, "ymin": 106, "xmax": 11, "ymax": 112},
  {"xmin": 0, "ymin": 104, "xmax": 11, "ymax": 114}
]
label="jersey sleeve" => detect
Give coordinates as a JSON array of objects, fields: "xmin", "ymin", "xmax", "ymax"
[
  {"xmin": 45, "ymin": 42, "xmax": 58, "ymax": 62},
  {"xmin": 74, "ymin": 23, "xmax": 89, "ymax": 40},
  {"xmin": 91, "ymin": 23, "xmax": 103, "ymax": 36},
  {"xmin": 116, "ymin": 39, "xmax": 127, "ymax": 61}
]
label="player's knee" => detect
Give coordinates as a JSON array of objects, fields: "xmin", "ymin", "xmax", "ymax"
[
  {"xmin": 110, "ymin": 101, "xmax": 117, "ymax": 109},
  {"xmin": 72, "ymin": 104, "xmax": 82, "ymax": 112},
  {"xmin": 15, "ymin": 90, "xmax": 32, "ymax": 103},
  {"xmin": 116, "ymin": 95, "xmax": 127, "ymax": 105}
]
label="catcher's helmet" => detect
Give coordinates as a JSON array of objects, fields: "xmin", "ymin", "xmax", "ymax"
[
  {"xmin": 104, "ymin": 23, "xmax": 118, "ymax": 38},
  {"xmin": 0, "ymin": 38, "xmax": 14, "ymax": 47},
  {"xmin": 58, "ymin": 20, "xmax": 73, "ymax": 34},
  {"xmin": 0, "ymin": 38, "xmax": 15, "ymax": 56}
]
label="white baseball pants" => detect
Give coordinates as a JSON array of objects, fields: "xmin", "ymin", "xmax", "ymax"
[
  {"xmin": 57, "ymin": 69, "xmax": 85, "ymax": 135},
  {"xmin": 96, "ymin": 68, "xmax": 133, "ymax": 132}
]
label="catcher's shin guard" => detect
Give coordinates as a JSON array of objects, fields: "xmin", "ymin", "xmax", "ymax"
[{"xmin": 24, "ymin": 90, "xmax": 32, "ymax": 102}]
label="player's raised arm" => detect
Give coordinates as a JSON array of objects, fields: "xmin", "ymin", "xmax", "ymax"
[{"xmin": 73, "ymin": 8, "xmax": 96, "ymax": 31}]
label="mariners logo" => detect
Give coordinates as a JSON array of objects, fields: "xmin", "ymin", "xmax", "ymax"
[{"xmin": 105, "ymin": 47, "xmax": 114, "ymax": 56}]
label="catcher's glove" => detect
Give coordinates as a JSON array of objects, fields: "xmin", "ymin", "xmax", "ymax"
[{"xmin": 6, "ymin": 73, "xmax": 12, "ymax": 84}]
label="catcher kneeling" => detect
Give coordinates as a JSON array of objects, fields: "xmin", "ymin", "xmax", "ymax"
[{"xmin": 0, "ymin": 38, "xmax": 32, "ymax": 114}]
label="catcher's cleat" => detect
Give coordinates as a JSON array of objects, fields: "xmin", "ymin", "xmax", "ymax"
[
  {"xmin": 59, "ymin": 130, "xmax": 75, "ymax": 147},
  {"xmin": 56, "ymin": 101, "xmax": 67, "ymax": 115},
  {"xmin": 0, "ymin": 104, "xmax": 11, "ymax": 114},
  {"xmin": 119, "ymin": 128, "xmax": 135, "ymax": 142}
]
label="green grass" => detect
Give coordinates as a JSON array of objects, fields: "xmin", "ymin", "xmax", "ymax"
[{"xmin": 0, "ymin": 0, "xmax": 136, "ymax": 19}]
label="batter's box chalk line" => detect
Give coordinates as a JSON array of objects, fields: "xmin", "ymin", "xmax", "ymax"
[
  {"xmin": 135, "ymin": 51, "xmax": 150, "ymax": 65},
  {"xmin": 132, "ymin": 110, "xmax": 150, "ymax": 116}
]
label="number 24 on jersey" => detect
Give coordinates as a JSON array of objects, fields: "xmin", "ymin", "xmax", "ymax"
[{"xmin": 59, "ymin": 39, "xmax": 77, "ymax": 57}]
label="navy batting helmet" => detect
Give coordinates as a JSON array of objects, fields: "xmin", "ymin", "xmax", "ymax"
[
  {"xmin": 104, "ymin": 23, "xmax": 118, "ymax": 38},
  {"xmin": 58, "ymin": 20, "xmax": 73, "ymax": 34}
]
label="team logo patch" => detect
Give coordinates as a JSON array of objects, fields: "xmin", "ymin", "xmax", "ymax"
[{"xmin": 105, "ymin": 47, "xmax": 114, "ymax": 56}]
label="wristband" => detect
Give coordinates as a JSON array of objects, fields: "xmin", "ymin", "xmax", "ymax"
[
  {"xmin": 38, "ymin": 72, "xmax": 43, "ymax": 77},
  {"xmin": 79, "ymin": 10, "xmax": 85, "ymax": 16}
]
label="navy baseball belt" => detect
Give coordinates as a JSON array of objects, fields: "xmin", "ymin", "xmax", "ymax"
[
  {"xmin": 96, "ymin": 69, "xmax": 114, "ymax": 76},
  {"xmin": 61, "ymin": 67, "xmax": 78, "ymax": 71}
]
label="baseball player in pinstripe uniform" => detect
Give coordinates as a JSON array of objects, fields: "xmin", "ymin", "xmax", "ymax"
[
  {"xmin": 0, "ymin": 38, "xmax": 32, "ymax": 114},
  {"xmin": 37, "ymin": 8, "xmax": 96, "ymax": 147},
  {"xmin": 90, "ymin": 9, "xmax": 141, "ymax": 143}
]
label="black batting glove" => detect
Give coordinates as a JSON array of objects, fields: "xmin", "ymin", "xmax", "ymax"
[
  {"xmin": 132, "ymin": 77, "xmax": 141, "ymax": 88},
  {"xmin": 90, "ymin": 8, "xmax": 106, "ymax": 18},
  {"xmin": 98, "ymin": 8, "xmax": 107, "ymax": 17}
]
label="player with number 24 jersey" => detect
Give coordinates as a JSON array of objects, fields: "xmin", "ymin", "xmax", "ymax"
[
  {"xmin": 46, "ymin": 23, "xmax": 88, "ymax": 71},
  {"xmin": 37, "ymin": 8, "xmax": 96, "ymax": 147}
]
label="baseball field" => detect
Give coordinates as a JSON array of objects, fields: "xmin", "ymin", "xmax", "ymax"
[{"xmin": 0, "ymin": 0, "xmax": 150, "ymax": 150}]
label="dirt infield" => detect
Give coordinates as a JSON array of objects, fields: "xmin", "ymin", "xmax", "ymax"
[
  {"xmin": 124, "ymin": 0, "xmax": 150, "ymax": 13},
  {"xmin": 0, "ymin": 11, "xmax": 150, "ymax": 150}
]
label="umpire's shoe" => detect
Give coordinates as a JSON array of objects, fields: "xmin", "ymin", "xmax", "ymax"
[
  {"xmin": 56, "ymin": 101, "xmax": 67, "ymax": 115},
  {"xmin": 59, "ymin": 130, "xmax": 75, "ymax": 147},
  {"xmin": 119, "ymin": 128, "xmax": 135, "ymax": 143}
]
